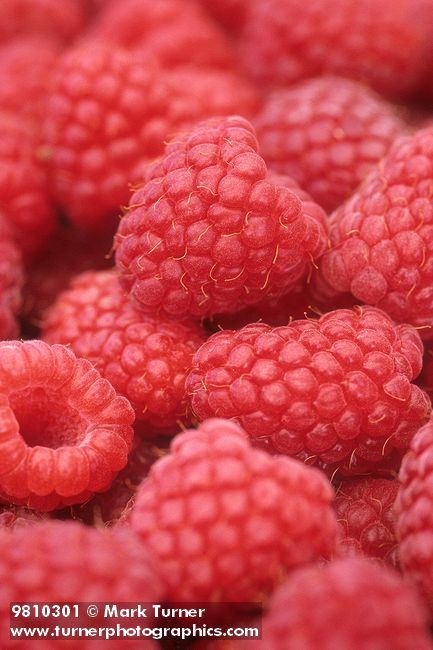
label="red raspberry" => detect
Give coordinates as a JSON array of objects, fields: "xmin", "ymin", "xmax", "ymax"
[
  {"xmin": 22, "ymin": 226, "xmax": 113, "ymax": 331},
  {"xmin": 334, "ymin": 476, "xmax": 399, "ymax": 567},
  {"xmin": 395, "ymin": 417, "xmax": 433, "ymax": 611},
  {"xmin": 115, "ymin": 116, "xmax": 328, "ymax": 319},
  {"xmin": 42, "ymin": 43, "xmax": 175, "ymax": 231},
  {"xmin": 318, "ymin": 127, "xmax": 433, "ymax": 338},
  {"xmin": 0, "ymin": 0, "xmax": 85, "ymax": 44},
  {"xmin": 0, "ymin": 213, "xmax": 23, "ymax": 340},
  {"xmin": 130, "ymin": 418, "xmax": 337, "ymax": 601},
  {"xmin": 237, "ymin": 559, "xmax": 433, "ymax": 650},
  {"xmin": 58, "ymin": 435, "xmax": 169, "ymax": 526},
  {"xmin": 89, "ymin": 0, "xmax": 233, "ymax": 69},
  {"xmin": 0, "ymin": 521, "xmax": 161, "ymax": 649},
  {"xmin": 254, "ymin": 76, "xmax": 407, "ymax": 212},
  {"xmin": 0, "ymin": 112, "xmax": 56, "ymax": 259},
  {"xmin": 0, "ymin": 340, "xmax": 134, "ymax": 511},
  {"xmin": 42, "ymin": 270, "xmax": 205, "ymax": 431},
  {"xmin": 0, "ymin": 36, "xmax": 60, "ymax": 123},
  {"xmin": 187, "ymin": 307, "xmax": 430, "ymax": 476},
  {"xmin": 239, "ymin": 0, "xmax": 428, "ymax": 98}
]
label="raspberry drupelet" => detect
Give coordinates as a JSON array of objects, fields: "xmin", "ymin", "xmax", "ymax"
[
  {"xmin": 235, "ymin": 559, "xmax": 433, "ymax": 650},
  {"xmin": 115, "ymin": 115, "xmax": 328, "ymax": 320},
  {"xmin": 130, "ymin": 418, "xmax": 338, "ymax": 602},
  {"xmin": 0, "ymin": 340, "xmax": 134, "ymax": 511},
  {"xmin": 318, "ymin": 127, "xmax": 433, "ymax": 338},
  {"xmin": 42, "ymin": 270, "xmax": 205, "ymax": 432},
  {"xmin": 395, "ymin": 417, "xmax": 433, "ymax": 611},
  {"xmin": 239, "ymin": 0, "xmax": 428, "ymax": 98},
  {"xmin": 334, "ymin": 476, "xmax": 399, "ymax": 567},
  {"xmin": 0, "ymin": 112, "xmax": 56, "ymax": 259},
  {"xmin": 187, "ymin": 307, "xmax": 431, "ymax": 476},
  {"xmin": 254, "ymin": 76, "xmax": 407, "ymax": 212},
  {"xmin": 0, "ymin": 521, "xmax": 161, "ymax": 649},
  {"xmin": 88, "ymin": 0, "xmax": 234, "ymax": 70}
]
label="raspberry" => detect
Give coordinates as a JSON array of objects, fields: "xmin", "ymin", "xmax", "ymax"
[
  {"xmin": 0, "ymin": 112, "xmax": 56, "ymax": 259},
  {"xmin": 0, "ymin": 36, "xmax": 60, "ymax": 123},
  {"xmin": 187, "ymin": 307, "xmax": 430, "ymax": 476},
  {"xmin": 42, "ymin": 270, "xmax": 205, "ymax": 431},
  {"xmin": 58, "ymin": 435, "xmax": 169, "ymax": 526},
  {"xmin": 115, "ymin": 115, "xmax": 328, "ymax": 319},
  {"xmin": 254, "ymin": 76, "xmax": 407, "ymax": 212},
  {"xmin": 395, "ymin": 417, "xmax": 433, "ymax": 611},
  {"xmin": 334, "ymin": 476, "xmax": 399, "ymax": 567},
  {"xmin": 42, "ymin": 43, "xmax": 174, "ymax": 231},
  {"xmin": 0, "ymin": 340, "xmax": 134, "ymax": 511},
  {"xmin": 318, "ymin": 127, "xmax": 433, "ymax": 338},
  {"xmin": 237, "ymin": 559, "xmax": 433, "ymax": 650},
  {"xmin": 0, "ymin": 0, "xmax": 85, "ymax": 44},
  {"xmin": 131, "ymin": 418, "xmax": 337, "ymax": 601},
  {"xmin": 239, "ymin": 0, "xmax": 428, "ymax": 98},
  {"xmin": 89, "ymin": 0, "xmax": 234, "ymax": 69},
  {"xmin": 22, "ymin": 226, "xmax": 113, "ymax": 332},
  {"xmin": 0, "ymin": 521, "xmax": 161, "ymax": 649},
  {"xmin": 0, "ymin": 213, "xmax": 23, "ymax": 340}
]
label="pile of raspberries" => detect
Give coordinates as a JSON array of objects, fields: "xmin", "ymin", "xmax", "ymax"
[{"xmin": 7, "ymin": 0, "xmax": 433, "ymax": 648}]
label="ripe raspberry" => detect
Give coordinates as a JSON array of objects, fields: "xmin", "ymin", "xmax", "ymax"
[
  {"xmin": 239, "ymin": 0, "xmax": 428, "ymax": 98},
  {"xmin": 237, "ymin": 559, "xmax": 433, "ymax": 650},
  {"xmin": 395, "ymin": 417, "xmax": 433, "ymax": 611},
  {"xmin": 0, "ymin": 0, "xmax": 85, "ymax": 44},
  {"xmin": 58, "ymin": 435, "xmax": 169, "ymax": 526},
  {"xmin": 0, "ymin": 340, "xmax": 134, "ymax": 511},
  {"xmin": 318, "ymin": 127, "xmax": 433, "ymax": 338},
  {"xmin": 89, "ymin": 0, "xmax": 233, "ymax": 69},
  {"xmin": 42, "ymin": 270, "xmax": 205, "ymax": 431},
  {"xmin": 0, "ymin": 213, "xmax": 23, "ymax": 340},
  {"xmin": 334, "ymin": 476, "xmax": 399, "ymax": 567},
  {"xmin": 187, "ymin": 307, "xmax": 430, "ymax": 476},
  {"xmin": 0, "ymin": 521, "xmax": 161, "ymax": 649},
  {"xmin": 0, "ymin": 36, "xmax": 60, "ymax": 123},
  {"xmin": 254, "ymin": 76, "xmax": 407, "ymax": 212},
  {"xmin": 22, "ymin": 226, "xmax": 113, "ymax": 331},
  {"xmin": 0, "ymin": 112, "xmax": 56, "ymax": 259},
  {"xmin": 42, "ymin": 43, "xmax": 175, "ymax": 231},
  {"xmin": 115, "ymin": 115, "xmax": 328, "ymax": 319},
  {"xmin": 131, "ymin": 418, "xmax": 337, "ymax": 601}
]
